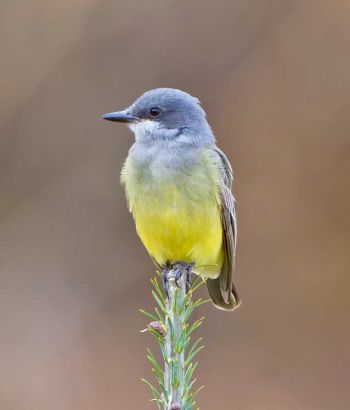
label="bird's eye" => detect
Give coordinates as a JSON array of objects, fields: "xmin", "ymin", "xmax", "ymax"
[{"xmin": 149, "ymin": 107, "xmax": 161, "ymax": 118}]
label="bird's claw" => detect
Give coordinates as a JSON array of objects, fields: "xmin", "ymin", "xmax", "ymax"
[
  {"xmin": 172, "ymin": 261, "xmax": 194, "ymax": 292},
  {"xmin": 161, "ymin": 267, "xmax": 170, "ymax": 299},
  {"xmin": 161, "ymin": 262, "xmax": 194, "ymax": 298}
]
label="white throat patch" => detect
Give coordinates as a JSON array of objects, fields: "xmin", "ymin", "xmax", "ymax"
[{"xmin": 129, "ymin": 120, "xmax": 179, "ymax": 142}]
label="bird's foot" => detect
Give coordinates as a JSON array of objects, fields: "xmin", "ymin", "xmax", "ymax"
[
  {"xmin": 161, "ymin": 267, "xmax": 171, "ymax": 299},
  {"xmin": 161, "ymin": 262, "xmax": 194, "ymax": 298},
  {"xmin": 171, "ymin": 261, "xmax": 194, "ymax": 292}
]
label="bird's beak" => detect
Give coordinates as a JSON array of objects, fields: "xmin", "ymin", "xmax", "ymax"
[{"xmin": 101, "ymin": 110, "xmax": 140, "ymax": 123}]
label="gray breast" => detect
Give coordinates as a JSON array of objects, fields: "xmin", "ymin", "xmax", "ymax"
[{"xmin": 129, "ymin": 140, "xmax": 200, "ymax": 182}]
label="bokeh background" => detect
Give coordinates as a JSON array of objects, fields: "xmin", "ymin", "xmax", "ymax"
[{"xmin": 1, "ymin": 1, "xmax": 350, "ymax": 409}]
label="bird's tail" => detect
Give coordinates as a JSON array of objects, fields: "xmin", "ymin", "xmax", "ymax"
[{"xmin": 206, "ymin": 277, "xmax": 240, "ymax": 311}]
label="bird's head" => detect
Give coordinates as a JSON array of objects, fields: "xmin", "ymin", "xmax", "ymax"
[{"xmin": 102, "ymin": 88, "xmax": 214, "ymax": 144}]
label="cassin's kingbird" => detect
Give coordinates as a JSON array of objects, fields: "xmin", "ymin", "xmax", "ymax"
[{"xmin": 103, "ymin": 88, "xmax": 240, "ymax": 310}]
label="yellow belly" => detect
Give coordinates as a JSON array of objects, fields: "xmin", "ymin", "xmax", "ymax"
[
  {"xmin": 122, "ymin": 150, "xmax": 224, "ymax": 278},
  {"xmin": 134, "ymin": 198, "xmax": 223, "ymax": 278}
]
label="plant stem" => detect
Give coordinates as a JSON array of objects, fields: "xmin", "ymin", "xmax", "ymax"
[
  {"xmin": 164, "ymin": 268, "xmax": 188, "ymax": 409},
  {"xmin": 142, "ymin": 267, "xmax": 205, "ymax": 410}
]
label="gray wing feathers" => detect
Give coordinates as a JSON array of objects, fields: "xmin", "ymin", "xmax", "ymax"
[{"xmin": 206, "ymin": 147, "xmax": 240, "ymax": 311}]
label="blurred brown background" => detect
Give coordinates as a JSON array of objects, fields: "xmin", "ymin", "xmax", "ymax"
[{"xmin": 1, "ymin": 1, "xmax": 350, "ymax": 409}]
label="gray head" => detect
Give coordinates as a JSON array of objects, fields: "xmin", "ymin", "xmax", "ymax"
[{"xmin": 102, "ymin": 88, "xmax": 215, "ymax": 145}]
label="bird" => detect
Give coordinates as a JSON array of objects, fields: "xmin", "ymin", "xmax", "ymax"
[{"xmin": 102, "ymin": 88, "xmax": 240, "ymax": 311}]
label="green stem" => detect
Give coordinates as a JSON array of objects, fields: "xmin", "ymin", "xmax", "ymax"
[
  {"xmin": 142, "ymin": 269, "xmax": 205, "ymax": 410},
  {"xmin": 164, "ymin": 268, "xmax": 188, "ymax": 409}
]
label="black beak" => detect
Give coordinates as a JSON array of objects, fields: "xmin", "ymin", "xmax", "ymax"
[{"xmin": 101, "ymin": 111, "xmax": 139, "ymax": 123}]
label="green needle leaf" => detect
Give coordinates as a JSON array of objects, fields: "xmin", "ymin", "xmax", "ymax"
[{"xmin": 142, "ymin": 271, "xmax": 206, "ymax": 408}]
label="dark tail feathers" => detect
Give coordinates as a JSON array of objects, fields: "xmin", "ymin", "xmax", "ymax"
[{"xmin": 206, "ymin": 277, "xmax": 241, "ymax": 311}]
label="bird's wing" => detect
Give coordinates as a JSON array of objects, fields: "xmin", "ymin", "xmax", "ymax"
[{"xmin": 206, "ymin": 147, "xmax": 240, "ymax": 310}]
